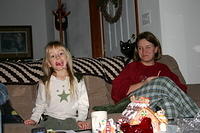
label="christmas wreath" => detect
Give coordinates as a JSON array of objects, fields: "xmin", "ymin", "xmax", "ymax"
[{"xmin": 97, "ymin": 0, "xmax": 122, "ymax": 24}]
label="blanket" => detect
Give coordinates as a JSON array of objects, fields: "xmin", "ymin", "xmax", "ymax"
[
  {"xmin": 129, "ymin": 77, "xmax": 199, "ymax": 119},
  {"xmin": 93, "ymin": 77, "xmax": 200, "ymax": 120}
]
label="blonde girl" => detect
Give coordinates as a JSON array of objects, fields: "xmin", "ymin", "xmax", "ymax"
[{"xmin": 24, "ymin": 41, "xmax": 90, "ymax": 130}]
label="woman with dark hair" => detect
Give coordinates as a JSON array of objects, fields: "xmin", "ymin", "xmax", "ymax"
[
  {"xmin": 94, "ymin": 31, "xmax": 199, "ymax": 120},
  {"xmin": 112, "ymin": 31, "xmax": 187, "ymax": 103},
  {"xmin": 133, "ymin": 31, "xmax": 162, "ymax": 61}
]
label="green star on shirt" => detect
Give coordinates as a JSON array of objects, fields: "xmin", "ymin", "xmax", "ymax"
[{"xmin": 58, "ymin": 90, "xmax": 70, "ymax": 102}]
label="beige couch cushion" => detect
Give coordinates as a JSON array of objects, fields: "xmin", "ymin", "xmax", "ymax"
[
  {"xmin": 84, "ymin": 75, "xmax": 111, "ymax": 118},
  {"xmin": 6, "ymin": 84, "xmax": 38, "ymax": 120},
  {"xmin": 105, "ymin": 83, "xmax": 114, "ymax": 104},
  {"xmin": 158, "ymin": 55, "xmax": 186, "ymax": 84},
  {"xmin": 187, "ymin": 84, "xmax": 200, "ymax": 106},
  {"xmin": 4, "ymin": 124, "xmax": 36, "ymax": 133}
]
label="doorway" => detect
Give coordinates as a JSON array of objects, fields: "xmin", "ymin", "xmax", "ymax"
[{"xmin": 89, "ymin": 0, "xmax": 139, "ymax": 57}]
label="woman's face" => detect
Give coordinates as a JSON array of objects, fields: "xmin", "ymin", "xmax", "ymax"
[
  {"xmin": 137, "ymin": 39, "xmax": 158, "ymax": 65},
  {"xmin": 47, "ymin": 47, "xmax": 68, "ymax": 72}
]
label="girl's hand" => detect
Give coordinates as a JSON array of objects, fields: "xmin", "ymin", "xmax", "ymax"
[
  {"xmin": 77, "ymin": 121, "xmax": 91, "ymax": 130},
  {"xmin": 24, "ymin": 119, "xmax": 36, "ymax": 125}
]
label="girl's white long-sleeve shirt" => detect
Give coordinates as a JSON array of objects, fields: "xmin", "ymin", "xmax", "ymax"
[{"xmin": 30, "ymin": 75, "xmax": 89, "ymax": 123}]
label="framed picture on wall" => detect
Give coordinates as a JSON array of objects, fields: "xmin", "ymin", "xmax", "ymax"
[{"xmin": 0, "ymin": 26, "xmax": 33, "ymax": 59}]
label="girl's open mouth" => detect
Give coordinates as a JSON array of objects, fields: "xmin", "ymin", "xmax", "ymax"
[{"xmin": 56, "ymin": 62, "xmax": 64, "ymax": 66}]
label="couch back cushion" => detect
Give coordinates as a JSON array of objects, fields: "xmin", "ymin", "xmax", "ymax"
[
  {"xmin": 6, "ymin": 84, "xmax": 38, "ymax": 120},
  {"xmin": 158, "ymin": 55, "xmax": 186, "ymax": 84},
  {"xmin": 83, "ymin": 75, "xmax": 112, "ymax": 118}
]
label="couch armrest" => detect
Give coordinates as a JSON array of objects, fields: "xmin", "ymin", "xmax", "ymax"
[
  {"xmin": 0, "ymin": 110, "xmax": 2, "ymax": 133},
  {"xmin": 187, "ymin": 84, "xmax": 200, "ymax": 106}
]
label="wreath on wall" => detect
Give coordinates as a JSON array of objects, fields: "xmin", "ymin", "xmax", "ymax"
[{"xmin": 97, "ymin": 0, "xmax": 122, "ymax": 24}]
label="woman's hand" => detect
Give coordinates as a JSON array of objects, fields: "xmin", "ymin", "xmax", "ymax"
[
  {"xmin": 127, "ymin": 76, "xmax": 159, "ymax": 95},
  {"xmin": 144, "ymin": 76, "xmax": 158, "ymax": 83},
  {"xmin": 144, "ymin": 70, "xmax": 161, "ymax": 83},
  {"xmin": 24, "ymin": 119, "xmax": 36, "ymax": 125},
  {"xmin": 77, "ymin": 121, "xmax": 91, "ymax": 130}
]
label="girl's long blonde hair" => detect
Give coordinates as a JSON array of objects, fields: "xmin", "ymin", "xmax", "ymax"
[{"xmin": 41, "ymin": 41, "xmax": 77, "ymax": 101}]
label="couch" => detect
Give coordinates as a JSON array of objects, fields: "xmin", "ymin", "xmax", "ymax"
[{"xmin": 1, "ymin": 55, "xmax": 200, "ymax": 133}]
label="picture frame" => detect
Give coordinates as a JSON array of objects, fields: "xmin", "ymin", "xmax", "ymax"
[{"xmin": 0, "ymin": 26, "xmax": 33, "ymax": 59}]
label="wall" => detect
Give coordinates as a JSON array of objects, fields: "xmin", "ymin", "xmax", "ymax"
[
  {"xmin": 0, "ymin": 0, "xmax": 136, "ymax": 58},
  {"xmin": 0, "ymin": 0, "xmax": 92, "ymax": 58},
  {"xmin": 1, "ymin": 0, "xmax": 199, "ymax": 84},
  {"xmin": 138, "ymin": 0, "xmax": 200, "ymax": 84},
  {"xmin": 138, "ymin": 0, "xmax": 161, "ymax": 40},
  {"xmin": 64, "ymin": 0, "xmax": 92, "ymax": 57},
  {"xmin": 0, "ymin": 0, "xmax": 55, "ymax": 59},
  {"xmin": 45, "ymin": 0, "xmax": 56, "ymax": 43}
]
